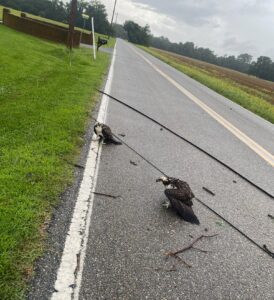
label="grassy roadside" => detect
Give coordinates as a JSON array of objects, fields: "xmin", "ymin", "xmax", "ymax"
[
  {"xmin": 0, "ymin": 25, "xmax": 111, "ymax": 299},
  {"xmin": 0, "ymin": 5, "xmax": 115, "ymax": 48},
  {"xmin": 140, "ymin": 46, "xmax": 274, "ymax": 124}
]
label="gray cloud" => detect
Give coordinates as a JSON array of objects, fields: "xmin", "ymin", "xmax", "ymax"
[
  {"xmin": 222, "ymin": 37, "xmax": 257, "ymax": 56},
  {"xmin": 131, "ymin": 0, "xmax": 221, "ymax": 26},
  {"xmin": 101, "ymin": 0, "xmax": 274, "ymax": 59}
]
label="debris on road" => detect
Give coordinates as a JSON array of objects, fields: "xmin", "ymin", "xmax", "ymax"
[
  {"xmin": 165, "ymin": 234, "xmax": 218, "ymax": 267},
  {"xmin": 267, "ymin": 214, "xmax": 274, "ymax": 220},
  {"xmin": 130, "ymin": 160, "xmax": 138, "ymax": 166},
  {"xmin": 92, "ymin": 192, "xmax": 121, "ymax": 199},
  {"xmin": 202, "ymin": 186, "xmax": 215, "ymax": 196}
]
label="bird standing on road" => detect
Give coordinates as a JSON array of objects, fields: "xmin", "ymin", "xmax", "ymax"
[
  {"xmin": 94, "ymin": 122, "xmax": 122, "ymax": 145},
  {"xmin": 156, "ymin": 176, "xmax": 200, "ymax": 225}
]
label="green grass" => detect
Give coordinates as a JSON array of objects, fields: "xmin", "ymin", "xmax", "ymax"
[
  {"xmin": 0, "ymin": 5, "xmax": 116, "ymax": 48},
  {"xmin": 0, "ymin": 25, "xmax": 111, "ymax": 299},
  {"xmin": 141, "ymin": 46, "xmax": 274, "ymax": 124}
]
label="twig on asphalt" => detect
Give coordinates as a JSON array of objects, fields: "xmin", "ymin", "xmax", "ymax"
[
  {"xmin": 202, "ymin": 187, "xmax": 215, "ymax": 196},
  {"xmin": 92, "ymin": 192, "xmax": 121, "ymax": 199},
  {"xmin": 267, "ymin": 214, "xmax": 274, "ymax": 220},
  {"xmin": 165, "ymin": 234, "xmax": 218, "ymax": 267}
]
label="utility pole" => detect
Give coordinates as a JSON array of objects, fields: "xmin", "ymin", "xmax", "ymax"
[
  {"xmin": 108, "ymin": 0, "xmax": 118, "ymax": 39},
  {"xmin": 67, "ymin": 0, "xmax": 78, "ymax": 50}
]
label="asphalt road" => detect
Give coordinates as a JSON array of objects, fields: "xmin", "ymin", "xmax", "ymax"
[
  {"xmin": 79, "ymin": 39, "xmax": 274, "ymax": 299},
  {"xmin": 45, "ymin": 39, "xmax": 274, "ymax": 300}
]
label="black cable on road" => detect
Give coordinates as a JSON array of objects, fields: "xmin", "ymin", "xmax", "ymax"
[
  {"xmin": 194, "ymin": 197, "xmax": 274, "ymax": 258},
  {"xmin": 91, "ymin": 116, "xmax": 274, "ymax": 259},
  {"xmin": 97, "ymin": 89, "xmax": 274, "ymax": 200},
  {"xmin": 112, "ymin": 133, "xmax": 168, "ymax": 177}
]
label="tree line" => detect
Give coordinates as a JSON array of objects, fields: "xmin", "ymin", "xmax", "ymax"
[
  {"xmin": 148, "ymin": 35, "xmax": 274, "ymax": 82},
  {"xmin": 0, "ymin": 0, "xmax": 112, "ymax": 34},
  {"xmin": 2, "ymin": 0, "xmax": 274, "ymax": 82}
]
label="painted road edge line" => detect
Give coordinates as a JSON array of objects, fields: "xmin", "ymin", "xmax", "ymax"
[
  {"xmin": 51, "ymin": 43, "xmax": 117, "ymax": 300},
  {"xmin": 131, "ymin": 46, "xmax": 274, "ymax": 168}
]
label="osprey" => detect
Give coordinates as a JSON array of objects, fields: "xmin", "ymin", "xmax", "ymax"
[
  {"xmin": 156, "ymin": 176, "xmax": 200, "ymax": 225},
  {"xmin": 94, "ymin": 122, "xmax": 122, "ymax": 145}
]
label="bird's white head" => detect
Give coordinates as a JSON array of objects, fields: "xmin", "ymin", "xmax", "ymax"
[
  {"xmin": 156, "ymin": 176, "xmax": 170, "ymax": 185},
  {"xmin": 94, "ymin": 122, "xmax": 103, "ymax": 134}
]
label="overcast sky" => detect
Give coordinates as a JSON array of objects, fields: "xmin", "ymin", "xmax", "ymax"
[{"xmin": 98, "ymin": 0, "xmax": 274, "ymax": 60}]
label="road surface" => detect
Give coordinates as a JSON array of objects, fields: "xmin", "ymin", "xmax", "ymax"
[{"xmin": 31, "ymin": 39, "xmax": 274, "ymax": 300}]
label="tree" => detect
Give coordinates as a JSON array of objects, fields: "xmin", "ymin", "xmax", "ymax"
[
  {"xmin": 124, "ymin": 20, "xmax": 150, "ymax": 46},
  {"xmin": 84, "ymin": 0, "xmax": 112, "ymax": 34},
  {"xmin": 113, "ymin": 23, "xmax": 128, "ymax": 39},
  {"xmin": 249, "ymin": 56, "xmax": 274, "ymax": 81}
]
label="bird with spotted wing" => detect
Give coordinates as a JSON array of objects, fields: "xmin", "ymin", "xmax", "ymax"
[
  {"xmin": 156, "ymin": 176, "xmax": 200, "ymax": 225},
  {"xmin": 94, "ymin": 122, "xmax": 122, "ymax": 145}
]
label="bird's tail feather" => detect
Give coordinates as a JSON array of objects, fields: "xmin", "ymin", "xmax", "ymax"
[{"xmin": 105, "ymin": 137, "xmax": 122, "ymax": 145}]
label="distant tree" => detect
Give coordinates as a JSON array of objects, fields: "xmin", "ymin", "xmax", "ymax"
[
  {"xmin": 124, "ymin": 20, "xmax": 150, "ymax": 46},
  {"xmin": 195, "ymin": 47, "xmax": 217, "ymax": 64},
  {"xmin": 113, "ymin": 23, "xmax": 128, "ymax": 39},
  {"xmin": 249, "ymin": 56, "xmax": 274, "ymax": 81},
  {"xmin": 84, "ymin": 0, "xmax": 112, "ymax": 34},
  {"xmin": 237, "ymin": 53, "xmax": 253, "ymax": 65}
]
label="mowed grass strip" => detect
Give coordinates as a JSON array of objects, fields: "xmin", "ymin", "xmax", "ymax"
[
  {"xmin": 0, "ymin": 25, "xmax": 110, "ymax": 299},
  {"xmin": 0, "ymin": 5, "xmax": 116, "ymax": 48},
  {"xmin": 141, "ymin": 47, "xmax": 274, "ymax": 124}
]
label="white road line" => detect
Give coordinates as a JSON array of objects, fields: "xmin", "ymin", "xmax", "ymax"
[
  {"xmin": 51, "ymin": 44, "xmax": 117, "ymax": 300},
  {"xmin": 132, "ymin": 46, "xmax": 274, "ymax": 168}
]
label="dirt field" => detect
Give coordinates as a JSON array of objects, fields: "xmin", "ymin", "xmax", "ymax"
[{"xmin": 153, "ymin": 48, "xmax": 274, "ymax": 105}]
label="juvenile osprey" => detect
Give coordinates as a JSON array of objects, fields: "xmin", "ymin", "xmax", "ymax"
[
  {"xmin": 156, "ymin": 176, "xmax": 200, "ymax": 225},
  {"xmin": 94, "ymin": 122, "xmax": 122, "ymax": 145}
]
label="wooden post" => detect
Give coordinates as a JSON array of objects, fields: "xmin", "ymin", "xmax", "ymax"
[
  {"xmin": 67, "ymin": 0, "xmax": 78, "ymax": 49},
  {"xmin": 108, "ymin": 0, "xmax": 117, "ymax": 39},
  {"xmin": 2, "ymin": 8, "xmax": 10, "ymax": 24}
]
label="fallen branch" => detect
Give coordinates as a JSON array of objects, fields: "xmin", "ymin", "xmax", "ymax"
[
  {"xmin": 202, "ymin": 187, "xmax": 215, "ymax": 196},
  {"xmin": 92, "ymin": 192, "xmax": 121, "ymax": 199},
  {"xmin": 73, "ymin": 163, "xmax": 85, "ymax": 169},
  {"xmin": 166, "ymin": 233, "xmax": 218, "ymax": 258}
]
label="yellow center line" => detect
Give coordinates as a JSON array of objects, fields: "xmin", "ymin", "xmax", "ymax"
[{"xmin": 132, "ymin": 47, "xmax": 274, "ymax": 168}]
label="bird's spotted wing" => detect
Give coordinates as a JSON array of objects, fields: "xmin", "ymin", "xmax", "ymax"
[
  {"xmin": 102, "ymin": 125, "xmax": 113, "ymax": 139},
  {"xmin": 165, "ymin": 188, "xmax": 193, "ymax": 206},
  {"xmin": 171, "ymin": 179, "xmax": 195, "ymax": 199},
  {"xmin": 165, "ymin": 189, "xmax": 199, "ymax": 224}
]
